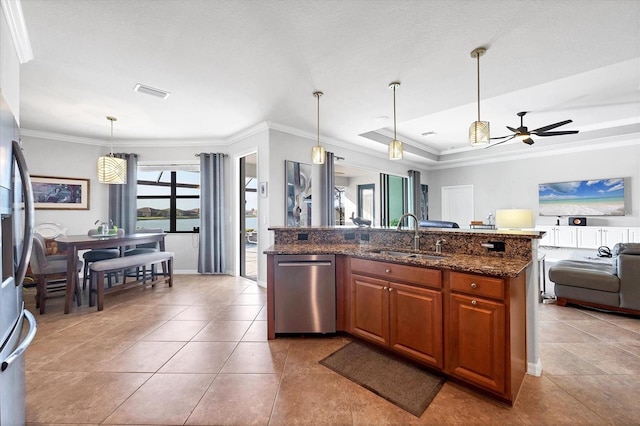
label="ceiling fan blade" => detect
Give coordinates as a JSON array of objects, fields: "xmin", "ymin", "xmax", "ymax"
[
  {"xmin": 535, "ymin": 130, "xmax": 579, "ymax": 136},
  {"xmin": 531, "ymin": 119, "xmax": 573, "ymax": 133},
  {"xmin": 506, "ymin": 126, "xmax": 518, "ymax": 133},
  {"xmin": 522, "ymin": 137, "xmax": 534, "ymax": 145},
  {"xmin": 485, "ymin": 135, "xmax": 515, "ymax": 148},
  {"xmin": 490, "ymin": 135, "xmax": 513, "ymax": 140}
]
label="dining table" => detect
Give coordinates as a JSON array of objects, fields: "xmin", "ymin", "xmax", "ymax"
[{"xmin": 55, "ymin": 232, "xmax": 167, "ymax": 314}]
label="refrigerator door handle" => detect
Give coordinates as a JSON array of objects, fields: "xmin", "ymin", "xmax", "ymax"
[
  {"xmin": 1, "ymin": 309, "xmax": 37, "ymax": 372},
  {"xmin": 12, "ymin": 140, "xmax": 35, "ymax": 286}
]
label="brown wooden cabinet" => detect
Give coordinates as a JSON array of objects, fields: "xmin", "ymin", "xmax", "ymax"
[
  {"xmin": 349, "ymin": 258, "xmax": 443, "ymax": 369},
  {"xmin": 447, "ymin": 291, "xmax": 506, "ymax": 393},
  {"xmin": 445, "ymin": 271, "xmax": 526, "ymax": 403},
  {"xmin": 270, "ymin": 252, "xmax": 528, "ymax": 404}
]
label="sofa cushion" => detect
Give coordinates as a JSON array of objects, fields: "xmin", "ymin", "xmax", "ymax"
[
  {"xmin": 614, "ymin": 242, "xmax": 640, "ymax": 256},
  {"xmin": 549, "ymin": 260, "xmax": 619, "ymax": 293}
]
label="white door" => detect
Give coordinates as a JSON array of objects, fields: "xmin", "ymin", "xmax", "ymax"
[{"xmin": 441, "ymin": 185, "xmax": 474, "ymax": 229}]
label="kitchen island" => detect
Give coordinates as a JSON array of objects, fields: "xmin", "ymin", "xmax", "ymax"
[{"xmin": 265, "ymin": 226, "xmax": 544, "ymax": 404}]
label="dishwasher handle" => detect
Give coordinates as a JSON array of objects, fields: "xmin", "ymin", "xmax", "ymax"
[{"xmin": 277, "ymin": 261, "xmax": 333, "ymax": 267}]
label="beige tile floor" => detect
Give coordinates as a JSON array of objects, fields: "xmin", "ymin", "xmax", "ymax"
[{"xmin": 24, "ymin": 274, "xmax": 640, "ymax": 425}]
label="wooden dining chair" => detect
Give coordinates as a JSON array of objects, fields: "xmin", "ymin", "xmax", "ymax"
[
  {"xmin": 124, "ymin": 228, "xmax": 164, "ymax": 282},
  {"xmin": 82, "ymin": 228, "xmax": 124, "ymax": 290},
  {"xmin": 30, "ymin": 234, "xmax": 83, "ymax": 314}
]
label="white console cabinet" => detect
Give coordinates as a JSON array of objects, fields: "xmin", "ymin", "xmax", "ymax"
[
  {"xmin": 538, "ymin": 226, "xmax": 635, "ymax": 249},
  {"xmin": 537, "ymin": 226, "xmax": 577, "ymax": 247}
]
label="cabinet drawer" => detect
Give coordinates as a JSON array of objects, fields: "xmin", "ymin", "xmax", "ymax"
[
  {"xmin": 351, "ymin": 258, "xmax": 441, "ymax": 289},
  {"xmin": 450, "ymin": 272, "xmax": 504, "ymax": 300}
]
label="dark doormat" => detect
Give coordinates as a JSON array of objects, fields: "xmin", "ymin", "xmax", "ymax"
[{"xmin": 319, "ymin": 340, "xmax": 445, "ymax": 417}]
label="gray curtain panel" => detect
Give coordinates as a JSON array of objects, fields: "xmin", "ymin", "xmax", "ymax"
[
  {"xmin": 319, "ymin": 151, "xmax": 335, "ymax": 226},
  {"xmin": 198, "ymin": 153, "xmax": 226, "ymax": 274},
  {"xmin": 408, "ymin": 170, "xmax": 421, "ymax": 223},
  {"xmin": 108, "ymin": 153, "xmax": 138, "ymax": 233}
]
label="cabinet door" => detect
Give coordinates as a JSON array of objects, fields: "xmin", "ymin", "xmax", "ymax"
[
  {"xmin": 576, "ymin": 227, "xmax": 601, "ymax": 249},
  {"xmin": 351, "ymin": 274, "xmax": 389, "ymax": 346},
  {"xmin": 628, "ymin": 227, "xmax": 640, "ymax": 243},
  {"xmin": 601, "ymin": 227, "xmax": 627, "ymax": 247},
  {"xmin": 536, "ymin": 226, "xmax": 554, "ymax": 246},
  {"xmin": 447, "ymin": 293, "xmax": 506, "ymax": 394},
  {"xmin": 555, "ymin": 226, "xmax": 576, "ymax": 247},
  {"xmin": 389, "ymin": 282, "xmax": 443, "ymax": 368}
]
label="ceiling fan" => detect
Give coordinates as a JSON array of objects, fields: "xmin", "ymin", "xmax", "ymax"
[{"xmin": 488, "ymin": 111, "xmax": 579, "ymax": 147}]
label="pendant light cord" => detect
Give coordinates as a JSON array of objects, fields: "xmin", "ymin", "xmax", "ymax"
[
  {"xmin": 476, "ymin": 53, "xmax": 481, "ymax": 122},
  {"xmin": 317, "ymin": 92, "xmax": 320, "ymax": 146},
  {"xmin": 393, "ymin": 84, "xmax": 397, "ymax": 140},
  {"xmin": 107, "ymin": 116, "xmax": 117, "ymax": 157},
  {"xmin": 110, "ymin": 119, "xmax": 114, "ymax": 156}
]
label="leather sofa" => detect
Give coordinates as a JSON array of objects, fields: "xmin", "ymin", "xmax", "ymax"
[
  {"xmin": 549, "ymin": 243, "xmax": 640, "ymax": 315},
  {"xmin": 419, "ymin": 220, "xmax": 459, "ymax": 228}
]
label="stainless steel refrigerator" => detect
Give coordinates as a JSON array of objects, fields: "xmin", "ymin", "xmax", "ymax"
[{"xmin": 0, "ymin": 91, "xmax": 37, "ymax": 425}]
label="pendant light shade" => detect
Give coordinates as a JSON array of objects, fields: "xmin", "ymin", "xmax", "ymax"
[
  {"xmin": 469, "ymin": 47, "xmax": 490, "ymax": 146},
  {"xmin": 97, "ymin": 116, "xmax": 127, "ymax": 184},
  {"xmin": 311, "ymin": 91, "xmax": 325, "ymax": 164},
  {"xmin": 389, "ymin": 82, "xmax": 403, "ymax": 160}
]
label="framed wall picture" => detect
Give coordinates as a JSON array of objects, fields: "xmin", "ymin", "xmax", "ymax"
[
  {"xmin": 538, "ymin": 177, "xmax": 625, "ymax": 216},
  {"xmin": 32, "ymin": 175, "xmax": 90, "ymax": 210},
  {"xmin": 285, "ymin": 160, "xmax": 312, "ymax": 226}
]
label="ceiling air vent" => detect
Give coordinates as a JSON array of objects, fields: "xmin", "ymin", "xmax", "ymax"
[{"xmin": 133, "ymin": 83, "xmax": 170, "ymax": 99}]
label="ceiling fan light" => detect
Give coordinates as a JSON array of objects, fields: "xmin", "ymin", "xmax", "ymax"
[
  {"xmin": 469, "ymin": 121, "xmax": 490, "ymax": 146},
  {"xmin": 311, "ymin": 145, "xmax": 326, "ymax": 164},
  {"xmin": 389, "ymin": 139, "xmax": 403, "ymax": 160},
  {"xmin": 97, "ymin": 155, "xmax": 127, "ymax": 184}
]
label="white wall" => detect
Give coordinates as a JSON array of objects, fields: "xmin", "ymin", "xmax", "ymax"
[
  {"xmin": 426, "ymin": 142, "xmax": 640, "ymax": 228},
  {"xmin": 27, "ymin": 128, "xmax": 634, "ymax": 283},
  {"xmin": 0, "ymin": 4, "xmax": 21, "ymax": 119}
]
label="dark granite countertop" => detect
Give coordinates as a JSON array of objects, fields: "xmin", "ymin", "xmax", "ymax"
[{"xmin": 264, "ymin": 243, "xmax": 532, "ymax": 278}]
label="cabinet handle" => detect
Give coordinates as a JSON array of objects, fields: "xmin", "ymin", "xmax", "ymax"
[
  {"xmin": 471, "ymin": 300, "xmax": 477, "ymax": 306},
  {"xmin": 385, "ymin": 269, "xmax": 391, "ymax": 273},
  {"xmin": 470, "ymin": 283, "xmax": 478, "ymax": 289},
  {"xmin": 383, "ymin": 287, "xmax": 388, "ymax": 291},
  {"xmin": 388, "ymin": 287, "xmax": 393, "ymax": 292}
]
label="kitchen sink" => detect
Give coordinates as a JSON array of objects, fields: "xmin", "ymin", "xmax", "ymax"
[{"xmin": 367, "ymin": 249, "xmax": 444, "ymax": 261}]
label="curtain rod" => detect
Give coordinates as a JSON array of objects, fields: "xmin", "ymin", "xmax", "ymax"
[{"xmin": 195, "ymin": 153, "xmax": 229, "ymax": 157}]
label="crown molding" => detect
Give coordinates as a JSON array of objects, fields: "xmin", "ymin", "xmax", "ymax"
[
  {"xmin": 225, "ymin": 121, "xmax": 270, "ymax": 144},
  {"xmin": 20, "ymin": 128, "xmax": 105, "ymax": 146},
  {"xmin": 1, "ymin": 0, "xmax": 33, "ymax": 63}
]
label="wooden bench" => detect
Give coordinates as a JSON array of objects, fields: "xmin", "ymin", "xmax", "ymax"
[{"xmin": 89, "ymin": 251, "xmax": 174, "ymax": 311}]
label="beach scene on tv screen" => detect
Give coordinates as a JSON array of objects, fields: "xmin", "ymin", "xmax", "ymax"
[{"xmin": 539, "ymin": 178, "xmax": 625, "ymax": 216}]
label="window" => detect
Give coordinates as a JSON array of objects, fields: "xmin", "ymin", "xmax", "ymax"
[{"xmin": 137, "ymin": 169, "xmax": 200, "ymax": 233}]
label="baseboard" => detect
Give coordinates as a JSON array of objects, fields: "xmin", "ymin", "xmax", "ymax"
[{"xmin": 527, "ymin": 359, "xmax": 542, "ymax": 376}]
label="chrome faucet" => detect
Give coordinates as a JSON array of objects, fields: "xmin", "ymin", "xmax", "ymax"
[
  {"xmin": 396, "ymin": 213, "xmax": 420, "ymax": 251},
  {"xmin": 435, "ymin": 239, "xmax": 446, "ymax": 254}
]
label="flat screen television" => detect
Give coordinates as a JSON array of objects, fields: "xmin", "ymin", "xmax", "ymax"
[{"xmin": 538, "ymin": 178, "xmax": 625, "ymax": 216}]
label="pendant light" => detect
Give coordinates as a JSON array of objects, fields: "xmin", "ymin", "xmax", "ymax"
[
  {"xmin": 311, "ymin": 91, "xmax": 326, "ymax": 164},
  {"xmin": 388, "ymin": 82, "xmax": 403, "ymax": 160},
  {"xmin": 469, "ymin": 47, "xmax": 490, "ymax": 146},
  {"xmin": 97, "ymin": 116, "xmax": 127, "ymax": 184}
]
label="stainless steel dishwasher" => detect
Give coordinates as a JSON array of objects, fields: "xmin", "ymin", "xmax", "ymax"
[{"xmin": 274, "ymin": 254, "xmax": 336, "ymax": 333}]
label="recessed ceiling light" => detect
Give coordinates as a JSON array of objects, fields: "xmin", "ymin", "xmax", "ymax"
[
  {"xmin": 421, "ymin": 131, "xmax": 437, "ymax": 136},
  {"xmin": 376, "ymin": 115, "xmax": 390, "ymax": 121},
  {"xmin": 133, "ymin": 83, "xmax": 170, "ymax": 99}
]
